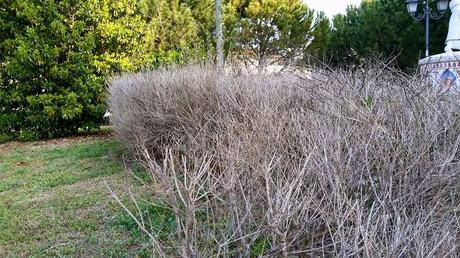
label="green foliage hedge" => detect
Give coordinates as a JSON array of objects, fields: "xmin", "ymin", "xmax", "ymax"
[{"xmin": 0, "ymin": 0, "xmax": 212, "ymax": 140}]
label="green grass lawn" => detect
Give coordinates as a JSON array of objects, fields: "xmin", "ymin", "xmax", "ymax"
[
  {"xmin": 0, "ymin": 134, "xmax": 10, "ymax": 144},
  {"xmin": 0, "ymin": 136, "xmax": 152, "ymax": 257}
]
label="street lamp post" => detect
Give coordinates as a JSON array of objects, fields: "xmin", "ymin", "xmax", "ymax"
[{"xmin": 405, "ymin": 0, "xmax": 450, "ymax": 57}]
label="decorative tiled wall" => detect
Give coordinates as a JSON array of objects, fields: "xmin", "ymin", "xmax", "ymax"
[{"xmin": 419, "ymin": 54, "xmax": 460, "ymax": 93}]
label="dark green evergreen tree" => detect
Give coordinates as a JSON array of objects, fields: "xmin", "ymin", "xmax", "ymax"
[{"xmin": 323, "ymin": 0, "xmax": 449, "ymax": 69}]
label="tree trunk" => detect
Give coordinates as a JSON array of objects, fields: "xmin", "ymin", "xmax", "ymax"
[{"xmin": 215, "ymin": 0, "xmax": 225, "ymax": 70}]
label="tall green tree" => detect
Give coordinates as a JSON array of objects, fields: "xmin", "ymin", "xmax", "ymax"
[
  {"xmin": 229, "ymin": 0, "xmax": 316, "ymax": 72},
  {"xmin": 137, "ymin": 0, "xmax": 206, "ymax": 65},
  {"xmin": 324, "ymin": 0, "xmax": 449, "ymax": 69},
  {"xmin": 304, "ymin": 11, "xmax": 331, "ymax": 64}
]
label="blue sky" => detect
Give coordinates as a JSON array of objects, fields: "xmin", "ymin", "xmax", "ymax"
[{"xmin": 304, "ymin": 0, "xmax": 362, "ymax": 17}]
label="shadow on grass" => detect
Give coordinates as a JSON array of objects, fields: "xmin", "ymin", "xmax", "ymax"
[
  {"xmin": 0, "ymin": 125, "xmax": 112, "ymax": 144},
  {"xmin": 0, "ymin": 134, "xmax": 11, "ymax": 144}
]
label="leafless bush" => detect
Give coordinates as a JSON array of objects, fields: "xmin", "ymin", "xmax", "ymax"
[{"xmin": 108, "ymin": 64, "xmax": 460, "ymax": 257}]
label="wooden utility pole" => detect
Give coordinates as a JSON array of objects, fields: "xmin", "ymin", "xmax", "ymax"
[{"xmin": 215, "ymin": 0, "xmax": 224, "ymax": 70}]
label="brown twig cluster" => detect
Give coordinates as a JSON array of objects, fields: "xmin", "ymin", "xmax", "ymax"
[{"xmin": 108, "ymin": 65, "xmax": 460, "ymax": 257}]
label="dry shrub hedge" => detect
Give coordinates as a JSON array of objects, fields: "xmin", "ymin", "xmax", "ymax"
[{"xmin": 108, "ymin": 65, "xmax": 460, "ymax": 257}]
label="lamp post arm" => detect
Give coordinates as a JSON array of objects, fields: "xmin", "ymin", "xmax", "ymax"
[
  {"xmin": 429, "ymin": 9, "xmax": 447, "ymax": 19},
  {"xmin": 410, "ymin": 12, "xmax": 426, "ymax": 20}
]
